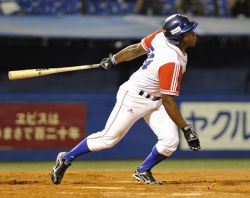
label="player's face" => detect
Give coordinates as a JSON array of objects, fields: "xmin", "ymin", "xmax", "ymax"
[{"xmin": 182, "ymin": 32, "xmax": 197, "ymax": 47}]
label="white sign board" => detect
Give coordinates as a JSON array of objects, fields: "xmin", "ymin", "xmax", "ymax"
[{"xmin": 180, "ymin": 102, "xmax": 250, "ymax": 150}]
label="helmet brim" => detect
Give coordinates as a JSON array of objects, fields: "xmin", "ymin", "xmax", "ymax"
[{"xmin": 183, "ymin": 21, "xmax": 198, "ymax": 33}]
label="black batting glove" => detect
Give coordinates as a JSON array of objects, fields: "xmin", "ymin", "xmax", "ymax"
[
  {"xmin": 100, "ymin": 54, "xmax": 116, "ymax": 70},
  {"xmin": 181, "ymin": 124, "xmax": 201, "ymax": 151}
]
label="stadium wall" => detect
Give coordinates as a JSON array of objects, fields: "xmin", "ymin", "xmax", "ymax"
[{"xmin": 0, "ymin": 93, "xmax": 249, "ymax": 161}]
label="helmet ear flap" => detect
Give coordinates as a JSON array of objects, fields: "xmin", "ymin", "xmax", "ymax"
[
  {"xmin": 162, "ymin": 24, "xmax": 182, "ymax": 45},
  {"xmin": 163, "ymin": 29, "xmax": 171, "ymax": 38},
  {"xmin": 162, "ymin": 23, "xmax": 179, "ymax": 43}
]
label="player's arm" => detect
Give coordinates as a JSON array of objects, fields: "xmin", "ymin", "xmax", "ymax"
[
  {"xmin": 161, "ymin": 94, "xmax": 187, "ymax": 128},
  {"xmin": 100, "ymin": 29, "xmax": 161, "ymax": 70},
  {"xmin": 158, "ymin": 62, "xmax": 188, "ymax": 128},
  {"xmin": 114, "ymin": 43, "xmax": 148, "ymax": 64},
  {"xmin": 162, "ymin": 94, "xmax": 200, "ymax": 151},
  {"xmin": 100, "ymin": 43, "xmax": 147, "ymax": 70},
  {"xmin": 159, "ymin": 62, "xmax": 200, "ymax": 151}
]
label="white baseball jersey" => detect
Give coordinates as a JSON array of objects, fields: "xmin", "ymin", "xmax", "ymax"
[
  {"xmin": 86, "ymin": 30, "xmax": 184, "ymax": 157},
  {"xmin": 128, "ymin": 29, "xmax": 187, "ymax": 96}
]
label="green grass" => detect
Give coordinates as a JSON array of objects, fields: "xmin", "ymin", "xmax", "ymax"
[{"xmin": 0, "ymin": 159, "xmax": 249, "ymax": 170}]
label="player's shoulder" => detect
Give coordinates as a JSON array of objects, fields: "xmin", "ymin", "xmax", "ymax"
[
  {"xmin": 154, "ymin": 45, "xmax": 181, "ymax": 65},
  {"xmin": 149, "ymin": 29, "xmax": 164, "ymax": 37},
  {"xmin": 142, "ymin": 29, "xmax": 164, "ymax": 52}
]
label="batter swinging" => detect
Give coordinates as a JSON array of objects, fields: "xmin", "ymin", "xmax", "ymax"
[{"xmin": 51, "ymin": 14, "xmax": 201, "ymax": 185}]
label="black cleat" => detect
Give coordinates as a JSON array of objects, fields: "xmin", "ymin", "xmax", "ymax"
[
  {"xmin": 51, "ymin": 152, "xmax": 71, "ymax": 184},
  {"xmin": 132, "ymin": 168, "xmax": 162, "ymax": 185}
]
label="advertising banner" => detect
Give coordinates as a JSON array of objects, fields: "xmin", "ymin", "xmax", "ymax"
[
  {"xmin": 180, "ymin": 102, "xmax": 250, "ymax": 150},
  {"xmin": 0, "ymin": 103, "xmax": 86, "ymax": 149}
]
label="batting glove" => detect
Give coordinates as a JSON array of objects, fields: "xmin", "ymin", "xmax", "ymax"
[
  {"xmin": 181, "ymin": 124, "xmax": 201, "ymax": 151},
  {"xmin": 100, "ymin": 54, "xmax": 116, "ymax": 70}
]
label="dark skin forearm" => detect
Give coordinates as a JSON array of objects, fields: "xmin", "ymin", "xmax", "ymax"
[
  {"xmin": 162, "ymin": 94, "xmax": 187, "ymax": 129},
  {"xmin": 113, "ymin": 43, "xmax": 147, "ymax": 64}
]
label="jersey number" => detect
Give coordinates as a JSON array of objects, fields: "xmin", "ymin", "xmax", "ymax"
[{"xmin": 142, "ymin": 47, "xmax": 154, "ymax": 70}]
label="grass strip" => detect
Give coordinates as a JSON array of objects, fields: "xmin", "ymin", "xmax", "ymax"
[{"xmin": 0, "ymin": 159, "xmax": 249, "ymax": 170}]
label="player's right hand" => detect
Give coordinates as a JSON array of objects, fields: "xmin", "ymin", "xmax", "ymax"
[
  {"xmin": 100, "ymin": 54, "xmax": 116, "ymax": 70},
  {"xmin": 181, "ymin": 124, "xmax": 201, "ymax": 151}
]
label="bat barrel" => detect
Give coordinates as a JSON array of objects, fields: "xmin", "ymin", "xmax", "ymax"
[{"xmin": 8, "ymin": 64, "xmax": 100, "ymax": 80}]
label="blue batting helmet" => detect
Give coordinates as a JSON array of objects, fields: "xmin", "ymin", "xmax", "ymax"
[{"xmin": 162, "ymin": 14, "xmax": 198, "ymax": 45}]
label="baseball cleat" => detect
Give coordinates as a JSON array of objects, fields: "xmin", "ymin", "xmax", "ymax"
[
  {"xmin": 132, "ymin": 168, "xmax": 162, "ymax": 185},
  {"xmin": 51, "ymin": 152, "xmax": 71, "ymax": 184}
]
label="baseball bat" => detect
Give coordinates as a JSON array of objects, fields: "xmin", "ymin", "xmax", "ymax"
[{"xmin": 8, "ymin": 63, "xmax": 100, "ymax": 80}]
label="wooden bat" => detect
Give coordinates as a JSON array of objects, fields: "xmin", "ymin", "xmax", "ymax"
[{"xmin": 8, "ymin": 64, "xmax": 100, "ymax": 80}]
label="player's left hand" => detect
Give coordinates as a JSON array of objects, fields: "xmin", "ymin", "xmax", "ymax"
[
  {"xmin": 181, "ymin": 124, "xmax": 200, "ymax": 151},
  {"xmin": 100, "ymin": 54, "xmax": 116, "ymax": 70}
]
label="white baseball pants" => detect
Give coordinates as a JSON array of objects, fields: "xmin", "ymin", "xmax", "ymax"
[{"xmin": 86, "ymin": 83, "xmax": 179, "ymax": 157}]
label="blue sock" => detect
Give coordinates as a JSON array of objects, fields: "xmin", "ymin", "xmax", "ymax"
[
  {"xmin": 138, "ymin": 146, "xmax": 167, "ymax": 172},
  {"xmin": 63, "ymin": 138, "xmax": 90, "ymax": 163}
]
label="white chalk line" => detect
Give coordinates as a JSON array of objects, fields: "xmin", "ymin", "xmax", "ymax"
[
  {"xmin": 58, "ymin": 189, "xmax": 204, "ymax": 197},
  {"xmin": 104, "ymin": 191, "xmax": 204, "ymax": 196},
  {"xmin": 72, "ymin": 186, "xmax": 124, "ymax": 190},
  {"xmin": 58, "ymin": 192, "xmax": 90, "ymax": 195},
  {"xmin": 58, "ymin": 191, "xmax": 163, "ymax": 196},
  {"xmin": 71, "ymin": 186, "xmax": 145, "ymax": 190},
  {"xmin": 102, "ymin": 192, "xmax": 163, "ymax": 196},
  {"xmin": 116, "ymin": 180, "xmax": 136, "ymax": 183},
  {"xmin": 172, "ymin": 192, "xmax": 203, "ymax": 196},
  {"xmin": 60, "ymin": 185, "xmax": 204, "ymax": 197}
]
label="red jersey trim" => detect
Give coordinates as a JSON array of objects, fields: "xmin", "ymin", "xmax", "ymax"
[
  {"xmin": 141, "ymin": 29, "xmax": 163, "ymax": 51},
  {"xmin": 160, "ymin": 89, "xmax": 179, "ymax": 96},
  {"xmin": 158, "ymin": 62, "xmax": 183, "ymax": 96}
]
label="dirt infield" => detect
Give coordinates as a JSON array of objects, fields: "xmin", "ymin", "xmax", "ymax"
[{"xmin": 0, "ymin": 169, "xmax": 250, "ymax": 198}]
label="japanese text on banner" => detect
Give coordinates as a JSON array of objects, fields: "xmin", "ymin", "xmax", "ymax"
[
  {"xmin": 180, "ymin": 102, "xmax": 250, "ymax": 150},
  {"xmin": 0, "ymin": 103, "xmax": 86, "ymax": 149}
]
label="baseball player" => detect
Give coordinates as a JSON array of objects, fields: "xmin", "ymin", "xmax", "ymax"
[{"xmin": 51, "ymin": 14, "xmax": 201, "ymax": 185}]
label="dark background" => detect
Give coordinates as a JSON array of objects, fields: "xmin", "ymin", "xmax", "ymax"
[{"xmin": 0, "ymin": 35, "xmax": 249, "ymax": 94}]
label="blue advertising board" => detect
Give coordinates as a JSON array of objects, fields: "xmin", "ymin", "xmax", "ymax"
[{"xmin": 0, "ymin": 93, "xmax": 249, "ymax": 161}]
